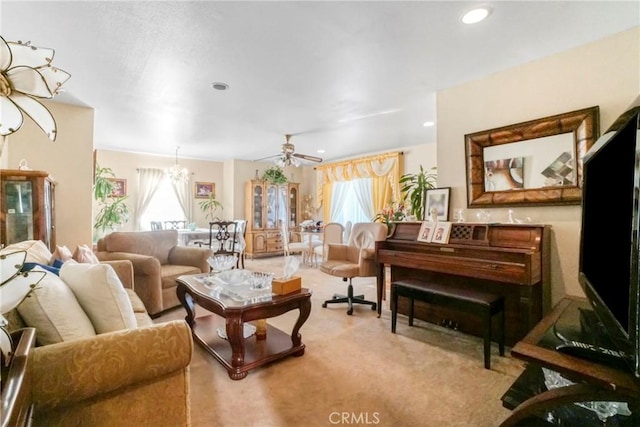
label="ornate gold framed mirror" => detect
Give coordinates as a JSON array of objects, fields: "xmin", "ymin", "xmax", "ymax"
[{"xmin": 465, "ymin": 106, "xmax": 599, "ymax": 207}]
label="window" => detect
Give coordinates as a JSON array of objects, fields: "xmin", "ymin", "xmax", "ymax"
[
  {"xmin": 330, "ymin": 178, "xmax": 373, "ymax": 226},
  {"xmin": 139, "ymin": 177, "xmax": 185, "ymax": 230}
]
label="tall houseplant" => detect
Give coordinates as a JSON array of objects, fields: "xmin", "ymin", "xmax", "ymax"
[
  {"xmin": 93, "ymin": 164, "xmax": 130, "ymax": 235},
  {"xmin": 198, "ymin": 193, "xmax": 223, "ymax": 221},
  {"xmin": 399, "ymin": 165, "xmax": 437, "ymax": 220}
]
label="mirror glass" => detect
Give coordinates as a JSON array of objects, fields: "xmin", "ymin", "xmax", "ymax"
[{"xmin": 465, "ymin": 106, "xmax": 599, "ymax": 207}]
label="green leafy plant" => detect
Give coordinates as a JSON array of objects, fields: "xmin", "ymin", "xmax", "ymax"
[
  {"xmin": 262, "ymin": 166, "xmax": 288, "ymax": 185},
  {"xmin": 399, "ymin": 165, "xmax": 437, "ymax": 220},
  {"xmin": 198, "ymin": 193, "xmax": 223, "ymax": 220},
  {"xmin": 93, "ymin": 164, "xmax": 130, "ymax": 233}
]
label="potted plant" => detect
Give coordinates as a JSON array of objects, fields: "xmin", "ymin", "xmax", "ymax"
[
  {"xmin": 399, "ymin": 165, "xmax": 437, "ymax": 220},
  {"xmin": 372, "ymin": 200, "xmax": 407, "ymax": 232},
  {"xmin": 93, "ymin": 164, "xmax": 130, "ymax": 235},
  {"xmin": 198, "ymin": 193, "xmax": 223, "ymax": 221},
  {"xmin": 262, "ymin": 166, "xmax": 288, "ymax": 185}
]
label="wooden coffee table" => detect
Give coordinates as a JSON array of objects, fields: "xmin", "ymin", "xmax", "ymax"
[{"xmin": 176, "ymin": 273, "xmax": 312, "ymax": 380}]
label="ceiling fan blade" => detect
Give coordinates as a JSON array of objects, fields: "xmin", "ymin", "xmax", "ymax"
[
  {"xmin": 293, "ymin": 153, "xmax": 323, "ymax": 163},
  {"xmin": 253, "ymin": 154, "xmax": 281, "ymax": 162}
]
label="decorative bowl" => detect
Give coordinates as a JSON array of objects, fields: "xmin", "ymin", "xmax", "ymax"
[{"xmin": 207, "ymin": 254, "xmax": 237, "ymax": 272}]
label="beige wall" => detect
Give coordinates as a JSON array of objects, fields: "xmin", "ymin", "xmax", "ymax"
[
  {"xmin": 96, "ymin": 149, "xmax": 224, "ymax": 231},
  {"xmin": 1, "ymin": 102, "xmax": 95, "ymax": 247},
  {"xmin": 436, "ymin": 27, "xmax": 640, "ymax": 306}
]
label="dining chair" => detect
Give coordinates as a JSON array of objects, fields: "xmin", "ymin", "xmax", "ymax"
[
  {"xmin": 150, "ymin": 221, "xmax": 163, "ymax": 231},
  {"xmin": 314, "ymin": 222, "xmax": 345, "ymax": 263},
  {"xmin": 164, "ymin": 220, "xmax": 187, "ymax": 230},
  {"xmin": 198, "ymin": 221, "xmax": 240, "ymax": 267},
  {"xmin": 280, "ymin": 221, "xmax": 309, "ymax": 263},
  {"xmin": 233, "ymin": 219, "xmax": 247, "ymax": 269}
]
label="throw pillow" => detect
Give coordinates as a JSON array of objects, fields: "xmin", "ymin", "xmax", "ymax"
[
  {"xmin": 72, "ymin": 244, "xmax": 100, "ymax": 264},
  {"xmin": 17, "ymin": 267, "xmax": 96, "ymax": 345},
  {"xmin": 60, "ymin": 262, "xmax": 137, "ymax": 333},
  {"xmin": 50, "ymin": 245, "xmax": 73, "ymax": 264},
  {"xmin": 0, "ymin": 240, "xmax": 52, "ymax": 265}
]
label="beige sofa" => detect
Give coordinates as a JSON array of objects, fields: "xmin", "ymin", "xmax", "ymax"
[
  {"xmin": 96, "ymin": 229, "xmax": 212, "ymax": 317},
  {"xmin": 2, "ymin": 240, "xmax": 193, "ymax": 426}
]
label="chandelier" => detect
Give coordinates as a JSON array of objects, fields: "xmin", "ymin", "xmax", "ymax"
[
  {"xmin": 165, "ymin": 146, "xmax": 189, "ymax": 183},
  {"xmin": 0, "ymin": 36, "xmax": 71, "ymax": 152}
]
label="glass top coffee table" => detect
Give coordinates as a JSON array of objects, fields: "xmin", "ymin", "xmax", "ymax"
[{"xmin": 176, "ymin": 272, "xmax": 312, "ymax": 380}]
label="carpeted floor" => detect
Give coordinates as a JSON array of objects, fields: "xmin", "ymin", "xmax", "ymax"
[{"xmin": 157, "ymin": 256, "xmax": 525, "ymax": 426}]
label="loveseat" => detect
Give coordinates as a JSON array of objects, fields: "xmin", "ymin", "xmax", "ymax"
[
  {"xmin": 96, "ymin": 229, "xmax": 212, "ymax": 317},
  {"xmin": 1, "ymin": 240, "xmax": 193, "ymax": 426}
]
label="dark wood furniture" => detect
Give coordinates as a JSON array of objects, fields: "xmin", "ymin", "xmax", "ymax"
[
  {"xmin": 176, "ymin": 274, "xmax": 312, "ymax": 380},
  {"xmin": 1, "ymin": 328, "xmax": 35, "ymax": 427},
  {"xmin": 376, "ymin": 222, "xmax": 550, "ymax": 346},
  {"xmin": 0, "ymin": 170, "xmax": 55, "ymax": 251},
  {"xmin": 500, "ymin": 297, "xmax": 640, "ymax": 426},
  {"xmin": 391, "ymin": 279, "xmax": 505, "ymax": 369}
]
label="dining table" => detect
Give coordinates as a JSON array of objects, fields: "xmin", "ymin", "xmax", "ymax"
[
  {"xmin": 291, "ymin": 228, "xmax": 323, "ymax": 267},
  {"xmin": 177, "ymin": 228, "xmax": 211, "ymax": 246}
]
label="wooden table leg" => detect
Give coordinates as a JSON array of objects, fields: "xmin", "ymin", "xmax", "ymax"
[
  {"xmin": 225, "ymin": 316, "xmax": 247, "ymax": 380},
  {"xmin": 291, "ymin": 297, "xmax": 312, "ymax": 356}
]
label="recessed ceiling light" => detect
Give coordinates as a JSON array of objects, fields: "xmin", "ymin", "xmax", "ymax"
[
  {"xmin": 211, "ymin": 82, "xmax": 229, "ymax": 91},
  {"xmin": 317, "ymin": 149, "xmax": 325, "ymax": 154},
  {"xmin": 461, "ymin": 7, "xmax": 491, "ymax": 24},
  {"xmin": 423, "ymin": 121, "xmax": 435, "ymax": 127}
]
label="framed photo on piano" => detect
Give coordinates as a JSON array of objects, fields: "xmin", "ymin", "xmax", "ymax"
[
  {"xmin": 431, "ymin": 222, "xmax": 452, "ymax": 244},
  {"xmin": 424, "ymin": 187, "xmax": 451, "ymax": 221},
  {"xmin": 417, "ymin": 222, "xmax": 436, "ymax": 243}
]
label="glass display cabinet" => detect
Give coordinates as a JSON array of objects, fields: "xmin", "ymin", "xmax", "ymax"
[
  {"xmin": 244, "ymin": 179, "xmax": 299, "ymax": 258},
  {"xmin": 0, "ymin": 170, "xmax": 55, "ymax": 251}
]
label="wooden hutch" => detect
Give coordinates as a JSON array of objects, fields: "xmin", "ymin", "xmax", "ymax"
[{"xmin": 244, "ymin": 179, "xmax": 300, "ymax": 258}]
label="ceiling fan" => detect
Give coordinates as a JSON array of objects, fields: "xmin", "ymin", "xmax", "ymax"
[{"xmin": 254, "ymin": 134, "xmax": 323, "ymax": 167}]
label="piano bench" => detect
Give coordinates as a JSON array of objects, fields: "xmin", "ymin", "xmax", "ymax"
[{"xmin": 390, "ymin": 279, "xmax": 505, "ymax": 369}]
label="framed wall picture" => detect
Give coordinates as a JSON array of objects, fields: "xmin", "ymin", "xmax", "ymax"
[
  {"xmin": 195, "ymin": 182, "xmax": 215, "ymax": 199},
  {"xmin": 424, "ymin": 187, "xmax": 451, "ymax": 221},
  {"xmin": 108, "ymin": 178, "xmax": 126, "ymax": 198},
  {"xmin": 417, "ymin": 221, "xmax": 436, "ymax": 243},
  {"xmin": 431, "ymin": 222, "xmax": 452, "ymax": 244}
]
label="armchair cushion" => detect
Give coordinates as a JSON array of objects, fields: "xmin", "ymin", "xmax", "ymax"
[
  {"xmin": 101, "ymin": 230, "xmax": 178, "ymax": 265},
  {"xmin": 60, "ymin": 263, "xmax": 137, "ymax": 334},
  {"xmin": 17, "ymin": 267, "xmax": 97, "ymax": 345}
]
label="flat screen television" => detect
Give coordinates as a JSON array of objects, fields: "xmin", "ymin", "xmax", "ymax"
[{"xmin": 578, "ymin": 111, "xmax": 640, "ymax": 378}]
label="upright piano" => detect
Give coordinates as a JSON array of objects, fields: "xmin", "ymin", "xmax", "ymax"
[{"xmin": 376, "ymin": 222, "xmax": 551, "ymax": 346}]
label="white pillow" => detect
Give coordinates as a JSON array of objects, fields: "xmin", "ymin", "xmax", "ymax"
[
  {"xmin": 60, "ymin": 262, "xmax": 137, "ymax": 334},
  {"xmin": 0, "ymin": 240, "xmax": 52, "ymax": 265},
  {"xmin": 17, "ymin": 267, "xmax": 96, "ymax": 345}
]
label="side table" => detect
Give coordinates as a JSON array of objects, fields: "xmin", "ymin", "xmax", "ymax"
[{"xmin": 500, "ymin": 297, "xmax": 640, "ymax": 426}]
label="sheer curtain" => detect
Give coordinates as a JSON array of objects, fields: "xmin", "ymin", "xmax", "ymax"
[
  {"xmin": 170, "ymin": 177, "xmax": 192, "ymax": 223},
  {"xmin": 352, "ymin": 178, "xmax": 374, "ymax": 220},
  {"xmin": 134, "ymin": 168, "xmax": 165, "ymax": 231},
  {"xmin": 329, "ymin": 181, "xmax": 350, "ymax": 222},
  {"xmin": 316, "ymin": 151, "xmax": 403, "ymax": 221}
]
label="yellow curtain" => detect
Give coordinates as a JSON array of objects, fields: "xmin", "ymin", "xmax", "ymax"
[{"xmin": 315, "ymin": 151, "xmax": 403, "ymax": 221}]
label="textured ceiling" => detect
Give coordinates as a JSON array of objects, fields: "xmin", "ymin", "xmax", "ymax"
[{"xmin": 2, "ymin": 1, "xmax": 638, "ymax": 163}]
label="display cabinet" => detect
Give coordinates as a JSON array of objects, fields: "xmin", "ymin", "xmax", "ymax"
[
  {"xmin": 0, "ymin": 169, "xmax": 56, "ymax": 251},
  {"xmin": 244, "ymin": 180, "xmax": 300, "ymax": 258}
]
